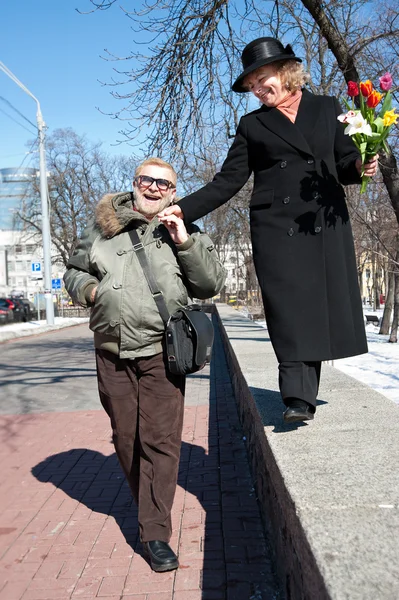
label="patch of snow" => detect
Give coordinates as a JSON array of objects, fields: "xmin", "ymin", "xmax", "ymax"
[
  {"xmin": 0, "ymin": 317, "xmax": 89, "ymax": 342},
  {"xmin": 252, "ymin": 308, "xmax": 399, "ymax": 406}
]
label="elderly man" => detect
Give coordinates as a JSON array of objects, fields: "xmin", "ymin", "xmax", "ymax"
[{"xmin": 64, "ymin": 157, "xmax": 225, "ymax": 572}]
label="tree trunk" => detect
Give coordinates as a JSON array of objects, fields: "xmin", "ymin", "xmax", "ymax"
[
  {"xmin": 299, "ymin": 0, "xmax": 399, "ymax": 228},
  {"xmin": 388, "ymin": 249, "xmax": 399, "ymax": 343},
  {"xmin": 379, "ymin": 270, "xmax": 394, "ymax": 334}
]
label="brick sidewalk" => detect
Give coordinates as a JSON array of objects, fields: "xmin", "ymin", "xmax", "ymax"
[{"xmin": 0, "ymin": 324, "xmax": 278, "ymax": 600}]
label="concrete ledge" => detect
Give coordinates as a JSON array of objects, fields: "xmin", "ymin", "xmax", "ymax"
[{"xmin": 214, "ymin": 303, "xmax": 399, "ymax": 600}]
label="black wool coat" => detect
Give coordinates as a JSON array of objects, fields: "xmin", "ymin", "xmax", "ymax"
[{"xmin": 179, "ymin": 89, "xmax": 368, "ymax": 362}]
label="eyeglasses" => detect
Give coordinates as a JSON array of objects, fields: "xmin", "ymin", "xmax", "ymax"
[{"xmin": 134, "ymin": 175, "xmax": 176, "ymax": 192}]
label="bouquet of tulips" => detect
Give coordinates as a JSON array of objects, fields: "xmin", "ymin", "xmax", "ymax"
[{"xmin": 337, "ymin": 73, "xmax": 398, "ymax": 193}]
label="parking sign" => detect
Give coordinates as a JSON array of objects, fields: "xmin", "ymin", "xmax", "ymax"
[
  {"xmin": 52, "ymin": 278, "xmax": 62, "ymax": 290},
  {"xmin": 31, "ymin": 262, "xmax": 41, "ymax": 273}
]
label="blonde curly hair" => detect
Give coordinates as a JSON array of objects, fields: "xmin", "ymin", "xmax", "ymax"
[{"xmin": 244, "ymin": 59, "xmax": 310, "ymax": 93}]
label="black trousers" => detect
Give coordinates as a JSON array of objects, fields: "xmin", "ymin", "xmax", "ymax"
[
  {"xmin": 278, "ymin": 361, "xmax": 321, "ymax": 409},
  {"xmin": 96, "ymin": 349, "xmax": 185, "ymax": 543}
]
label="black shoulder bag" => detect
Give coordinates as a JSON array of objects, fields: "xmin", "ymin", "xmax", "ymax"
[{"xmin": 129, "ymin": 229, "xmax": 214, "ymax": 375}]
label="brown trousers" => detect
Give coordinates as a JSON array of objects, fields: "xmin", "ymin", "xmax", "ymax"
[{"xmin": 96, "ymin": 349, "xmax": 185, "ymax": 542}]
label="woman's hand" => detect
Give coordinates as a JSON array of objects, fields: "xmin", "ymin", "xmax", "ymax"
[
  {"xmin": 159, "ymin": 213, "xmax": 189, "ymax": 245},
  {"xmin": 356, "ymin": 154, "xmax": 379, "ymax": 177},
  {"xmin": 158, "ymin": 204, "xmax": 184, "ymax": 219}
]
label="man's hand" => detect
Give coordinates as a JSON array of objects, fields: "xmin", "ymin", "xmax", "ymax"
[
  {"xmin": 158, "ymin": 204, "xmax": 184, "ymax": 219},
  {"xmin": 90, "ymin": 286, "xmax": 97, "ymax": 304},
  {"xmin": 356, "ymin": 154, "xmax": 379, "ymax": 177},
  {"xmin": 159, "ymin": 213, "xmax": 189, "ymax": 245}
]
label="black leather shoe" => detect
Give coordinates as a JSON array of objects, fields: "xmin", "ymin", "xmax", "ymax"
[
  {"xmin": 142, "ymin": 540, "xmax": 179, "ymax": 572},
  {"xmin": 283, "ymin": 399, "xmax": 315, "ymax": 423}
]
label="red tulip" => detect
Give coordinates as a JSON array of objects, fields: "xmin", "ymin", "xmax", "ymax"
[
  {"xmin": 366, "ymin": 90, "xmax": 383, "ymax": 108},
  {"xmin": 347, "ymin": 81, "xmax": 359, "ymax": 97},
  {"xmin": 360, "ymin": 80, "xmax": 373, "ymax": 97}
]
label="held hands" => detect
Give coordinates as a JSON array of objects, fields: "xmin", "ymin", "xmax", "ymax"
[
  {"xmin": 356, "ymin": 154, "xmax": 379, "ymax": 177},
  {"xmin": 158, "ymin": 212, "xmax": 189, "ymax": 245},
  {"xmin": 158, "ymin": 204, "xmax": 184, "ymax": 220}
]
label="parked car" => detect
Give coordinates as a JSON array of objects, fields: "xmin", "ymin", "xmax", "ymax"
[
  {"xmin": 0, "ymin": 298, "xmax": 14, "ymax": 325},
  {"xmin": 10, "ymin": 298, "xmax": 36, "ymax": 322},
  {"xmin": 0, "ymin": 297, "xmax": 15, "ymax": 310}
]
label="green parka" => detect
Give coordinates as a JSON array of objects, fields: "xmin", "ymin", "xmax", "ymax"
[{"xmin": 64, "ymin": 192, "xmax": 226, "ymax": 359}]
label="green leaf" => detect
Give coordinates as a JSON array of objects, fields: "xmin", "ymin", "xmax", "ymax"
[
  {"xmin": 373, "ymin": 117, "xmax": 384, "ymax": 134},
  {"xmin": 359, "ymin": 92, "xmax": 367, "ymax": 118},
  {"xmin": 382, "ymin": 140, "xmax": 390, "ymax": 154},
  {"xmin": 360, "ymin": 175, "xmax": 370, "ymax": 194},
  {"xmin": 342, "ymin": 97, "xmax": 351, "ymax": 111},
  {"xmin": 378, "ymin": 91, "xmax": 392, "ymax": 118},
  {"xmin": 359, "ymin": 141, "xmax": 367, "ymax": 162}
]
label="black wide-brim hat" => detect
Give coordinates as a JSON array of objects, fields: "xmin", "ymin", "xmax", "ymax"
[{"xmin": 232, "ymin": 37, "xmax": 302, "ymax": 93}]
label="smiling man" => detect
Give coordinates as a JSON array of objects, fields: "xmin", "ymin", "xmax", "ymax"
[
  {"xmin": 63, "ymin": 157, "xmax": 225, "ymax": 572},
  {"xmin": 133, "ymin": 159, "xmax": 178, "ymax": 218}
]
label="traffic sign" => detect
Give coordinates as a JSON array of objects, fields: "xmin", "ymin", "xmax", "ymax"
[
  {"xmin": 52, "ymin": 278, "xmax": 62, "ymax": 290},
  {"xmin": 31, "ymin": 262, "xmax": 41, "ymax": 273}
]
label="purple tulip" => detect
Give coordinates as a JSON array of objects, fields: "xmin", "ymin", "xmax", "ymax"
[{"xmin": 379, "ymin": 72, "xmax": 393, "ymax": 91}]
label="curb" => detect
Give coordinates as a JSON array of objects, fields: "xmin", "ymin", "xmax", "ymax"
[{"xmin": 0, "ymin": 318, "xmax": 89, "ymax": 343}]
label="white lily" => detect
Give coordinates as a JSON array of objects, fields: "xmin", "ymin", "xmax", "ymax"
[
  {"xmin": 337, "ymin": 110, "xmax": 357, "ymax": 123},
  {"xmin": 344, "ymin": 113, "xmax": 372, "ymax": 136}
]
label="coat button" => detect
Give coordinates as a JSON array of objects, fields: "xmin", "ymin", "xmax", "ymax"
[
  {"xmin": 109, "ymin": 320, "xmax": 119, "ymax": 327},
  {"xmin": 312, "ymin": 191, "xmax": 320, "ymax": 199},
  {"xmin": 116, "ymin": 249, "xmax": 125, "ymax": 256},
  {"xmin": 112, "ymin": 283, "xmax": 123, "ymax": 289},
  {"xmin": 315, "ymin": 226, "xmax": 322, "ymax": 233},
  {"xmin": 283, "ymin": 196, "xmax": 290, "ymax": 204},
  {"xmin": 307, "ymin": 158, "xmax": 315, "ymax": 164},
  {"xmin": 280, "ymin": 160, "xmax": 287, "ymax": 168},
  {"xmin": 288, "ymin": 228, "xmax": 294, "ymax": 236}
]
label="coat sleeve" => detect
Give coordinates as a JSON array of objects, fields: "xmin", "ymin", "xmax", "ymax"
[
  {"xmin": 333, "ymin": 97, "xmax": 361, "ymax": 186},
  {"xmin": 178, "ymin": 117, "xmax": 252, "ymax": 223},
  {"xmin": 63, "ymin": 223, "xmax": 101, "ymax": 307},
  {"xmin": 175, "ymin": 227, "xmax": 226, "ymax": 299}
]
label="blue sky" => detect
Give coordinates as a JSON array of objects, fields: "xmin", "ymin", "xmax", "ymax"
[{"xmin": 1, "ymin": 1, "xmax": 145, "ymax": 170}]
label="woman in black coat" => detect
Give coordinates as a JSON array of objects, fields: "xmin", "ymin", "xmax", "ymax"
[{"xmin": 159, "ymin": 37, "xmax": 378, "ymax": 423}]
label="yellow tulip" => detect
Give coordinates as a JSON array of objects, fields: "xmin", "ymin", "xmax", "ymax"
[{"xmin": 383, "ymin": 110, "xmax": 398, "ymax": 127}]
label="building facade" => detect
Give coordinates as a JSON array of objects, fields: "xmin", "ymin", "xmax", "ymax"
[
  {"xmin": 0, "ymin": 167, "xmax": 61, "ymax": 300},
  {"xmin": 0, "ymin": 167, "xmax": 37, "ymax": 230}
]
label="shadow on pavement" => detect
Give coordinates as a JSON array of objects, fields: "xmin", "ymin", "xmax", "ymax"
[
  {"xmin": 30, "ymin": 320, "xmax": 279, "ymax": 599},
  {"xmin": 249, "ymin": 386, "xmax": 328, "ymax": 432}
]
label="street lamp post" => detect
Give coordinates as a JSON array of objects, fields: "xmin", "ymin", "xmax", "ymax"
[{"xmin": 0, "ymin": 61, "xmax": 54, "ymax": 324}]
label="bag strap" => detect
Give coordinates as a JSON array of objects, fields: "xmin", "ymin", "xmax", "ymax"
[{"xmin": 128, "ymin": 229, "xmax": 170, "ymax": 324}]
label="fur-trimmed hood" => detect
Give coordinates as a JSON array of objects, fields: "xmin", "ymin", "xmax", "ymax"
[
  {"xmin": 95, "ymin": 192, "xmax": 144, "ymax": 238},
  {"xmin": 95, "ymin": 191, "xmax": 181, "ymax": 238}
]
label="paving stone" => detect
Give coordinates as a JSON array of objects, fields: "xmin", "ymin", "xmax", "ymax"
[{"xmin": 0, "ymin": 322, "xmax": 278, "ymax": 599}]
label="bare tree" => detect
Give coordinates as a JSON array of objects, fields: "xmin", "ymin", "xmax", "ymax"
[
  {"xmin": 16, "ymin": 128, "xmax": 137, "ymax": 266},
  {"xmin": 80, "ymin": 0, "xmax": 399, "ymax": 334},
  {"xmin": 389, "ymin": 244, "xmax": 399, "ymax": 341}
]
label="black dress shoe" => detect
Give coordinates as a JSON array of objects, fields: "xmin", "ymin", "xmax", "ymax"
[
  {"xmin": 283, "ymin": 399, "xmax": 315, "ymax": 423},
  {"xmin": 142, "ymin": 540, "xmax": 179, "ymax": 572}
]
